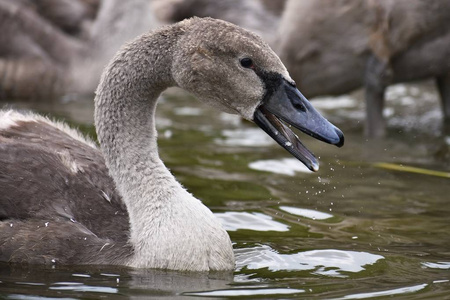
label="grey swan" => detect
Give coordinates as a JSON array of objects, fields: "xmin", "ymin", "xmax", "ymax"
[
  {"xmin": 0, "ymin": 17, "xmax": 344, "ymax": 271},
  {"xmin": 0, "ymin": 0, "xmax": 157, "ymax": 100},
  {"xmin": 0, "ymin": 0, "xmax": 85, "ymax": 99},
  {"xmin": 276, "ymin": 0, "xmax": 450, "ymax": 137}
]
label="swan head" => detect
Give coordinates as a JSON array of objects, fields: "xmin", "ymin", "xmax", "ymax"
[{"xmin": 173, "ymin": 17, "xmax": 344, "ymax": 171}]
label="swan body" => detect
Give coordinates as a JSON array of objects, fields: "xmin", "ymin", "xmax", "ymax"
[{"xmin": 0, "ymin": 17, "xmax": 343, "ymax": 271}]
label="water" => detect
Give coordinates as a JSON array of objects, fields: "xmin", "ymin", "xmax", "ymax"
[{"xmin": 1, "ymin": 82, "xmax": 449, "ymax": 299}]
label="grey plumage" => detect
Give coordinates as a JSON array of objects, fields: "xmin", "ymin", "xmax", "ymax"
[{"xmin": 0, "ymin": 116, "xmax": 131, "ymax": 265}]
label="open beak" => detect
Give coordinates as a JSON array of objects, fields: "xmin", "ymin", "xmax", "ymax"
[{"xmin": 254, "ymin": 79, "xmax": 344, "ymax": 172}]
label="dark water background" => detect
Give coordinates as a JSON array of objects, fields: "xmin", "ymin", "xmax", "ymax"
[{"xmin": 0, "ymin": 81, "xmax": 449, "ymax": 299}]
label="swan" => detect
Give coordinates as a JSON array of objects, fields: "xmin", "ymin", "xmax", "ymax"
[
  {"xmin": 151, "ymin": 0, "xmax": 278, "ymax": 41},
  {"xmin": 276, "ymin": 0, "xmax": 450, "ymax": 137},
  {"xmin": 0, "ymin": 0, "xmax": 157, "ymax": 100},
  {"xmin": 0, "ymin": 17, "xmax": 344, "ymax": 271}
]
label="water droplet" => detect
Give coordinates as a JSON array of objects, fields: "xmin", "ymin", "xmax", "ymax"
[{"xmin": 164, "ymin": 130, "xmax": 173, "ymax": 139}]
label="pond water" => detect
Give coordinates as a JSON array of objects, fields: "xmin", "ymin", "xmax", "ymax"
[{"xmin": 0, "ymin": 82, "xmax": 449, "ymax": 299}]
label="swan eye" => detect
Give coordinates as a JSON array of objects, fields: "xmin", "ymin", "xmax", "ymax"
[{"xmin": 240, "ymin": 58, "xmax": 254, "ymax": 69}]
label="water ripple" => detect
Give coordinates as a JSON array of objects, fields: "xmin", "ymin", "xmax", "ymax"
[
  {"xmin": 215, "ymin": 212, "xmax": 289, "ymax": 232},
  {"xmin": 249, "ymin": 158, "xmax": 312, "ymax": 175},
  {"xmin": 235, "ymin": 245, "xmax": 384, "ymax": 277},
  {"xmin": 332, "ymin": 283, "xmax": 427, "ymax": 299},
  {"xmin": 279, "ymin": 206, "xmax": 333, "ymax": 220},
  {"xmin": 215, "ymin": 128, "xmax": 274, "ymax": 147},
  {"xmin": 184, "ymin": 287, "xmax": 305, "ymax": 297},
  {"xmin": 422, "ymin": 261, "xmax": 450, "ymax": 269}
]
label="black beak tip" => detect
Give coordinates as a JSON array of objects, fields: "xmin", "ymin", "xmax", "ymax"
[
  {"xmin": 310, "ymin": 161, "xmax": 319, "ymax": 172},
  {"xmin": 334, "ymin": 128, "xmax": 345, "ymax": 148}
]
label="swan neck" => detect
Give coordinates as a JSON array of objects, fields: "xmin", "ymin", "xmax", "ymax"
[
  {"xmin": 93, "ymin": 24, "xmax": 234, "ymax": 271},
  {"xmin": 95, "ymin": 30, "xmax": 177, "ymax": 164},
  {"xmin": 94, "ymin": 29, "xmax": 182, "ymax": 250}
]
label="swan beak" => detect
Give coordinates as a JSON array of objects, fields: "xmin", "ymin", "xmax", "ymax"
[{"xmin": 253, "ymin": 79, "xmax": 344, "ymax": 172}]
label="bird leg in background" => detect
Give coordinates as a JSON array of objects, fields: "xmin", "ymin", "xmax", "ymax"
[
  {"xmin": 364, "ymin": 54, "xmax": 393, "ymax": 138},
  {"xmin": 436, "ymin": 72, "xmax": 450, "ymax": 135}
]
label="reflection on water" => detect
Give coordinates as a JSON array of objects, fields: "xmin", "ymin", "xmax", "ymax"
[
  {"xmin": 235, "ymin": 245, "xmax": 383, "ymax": 276},
  {"xmin": 215, "ymin": 127, "xmax": 274, "ymax": 147},
  {"xmin": 185, "ymin": 287, "xmax": 305, "ymax": 297},
  {"xmin": 216, "ymin": 212, "xmax": 290, "ymax": 232},
  {"xmin": 249, "ymin": 158, "xmax": 312, "ymax": 175},
  {"xmin": 49, "ymin": 284, "xmax": 118, "ymax": 293},
  {"xmin": 0, "ymin": 264, "xmax": 233, "ymax": 298},
  {"xmin": 1, "ymin": 82, "xmax": 449, "ymax": 298},
  {"xmin": 279, "ymin": 205, "xmax": 333, "ymax": 220},
  {"xmin": 333, "ymin": 283, "xmax": 428, "ymax": 300},
  {"xmin": 422, "ymin": 262, "xmax": 450, "ymax": 269}
]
